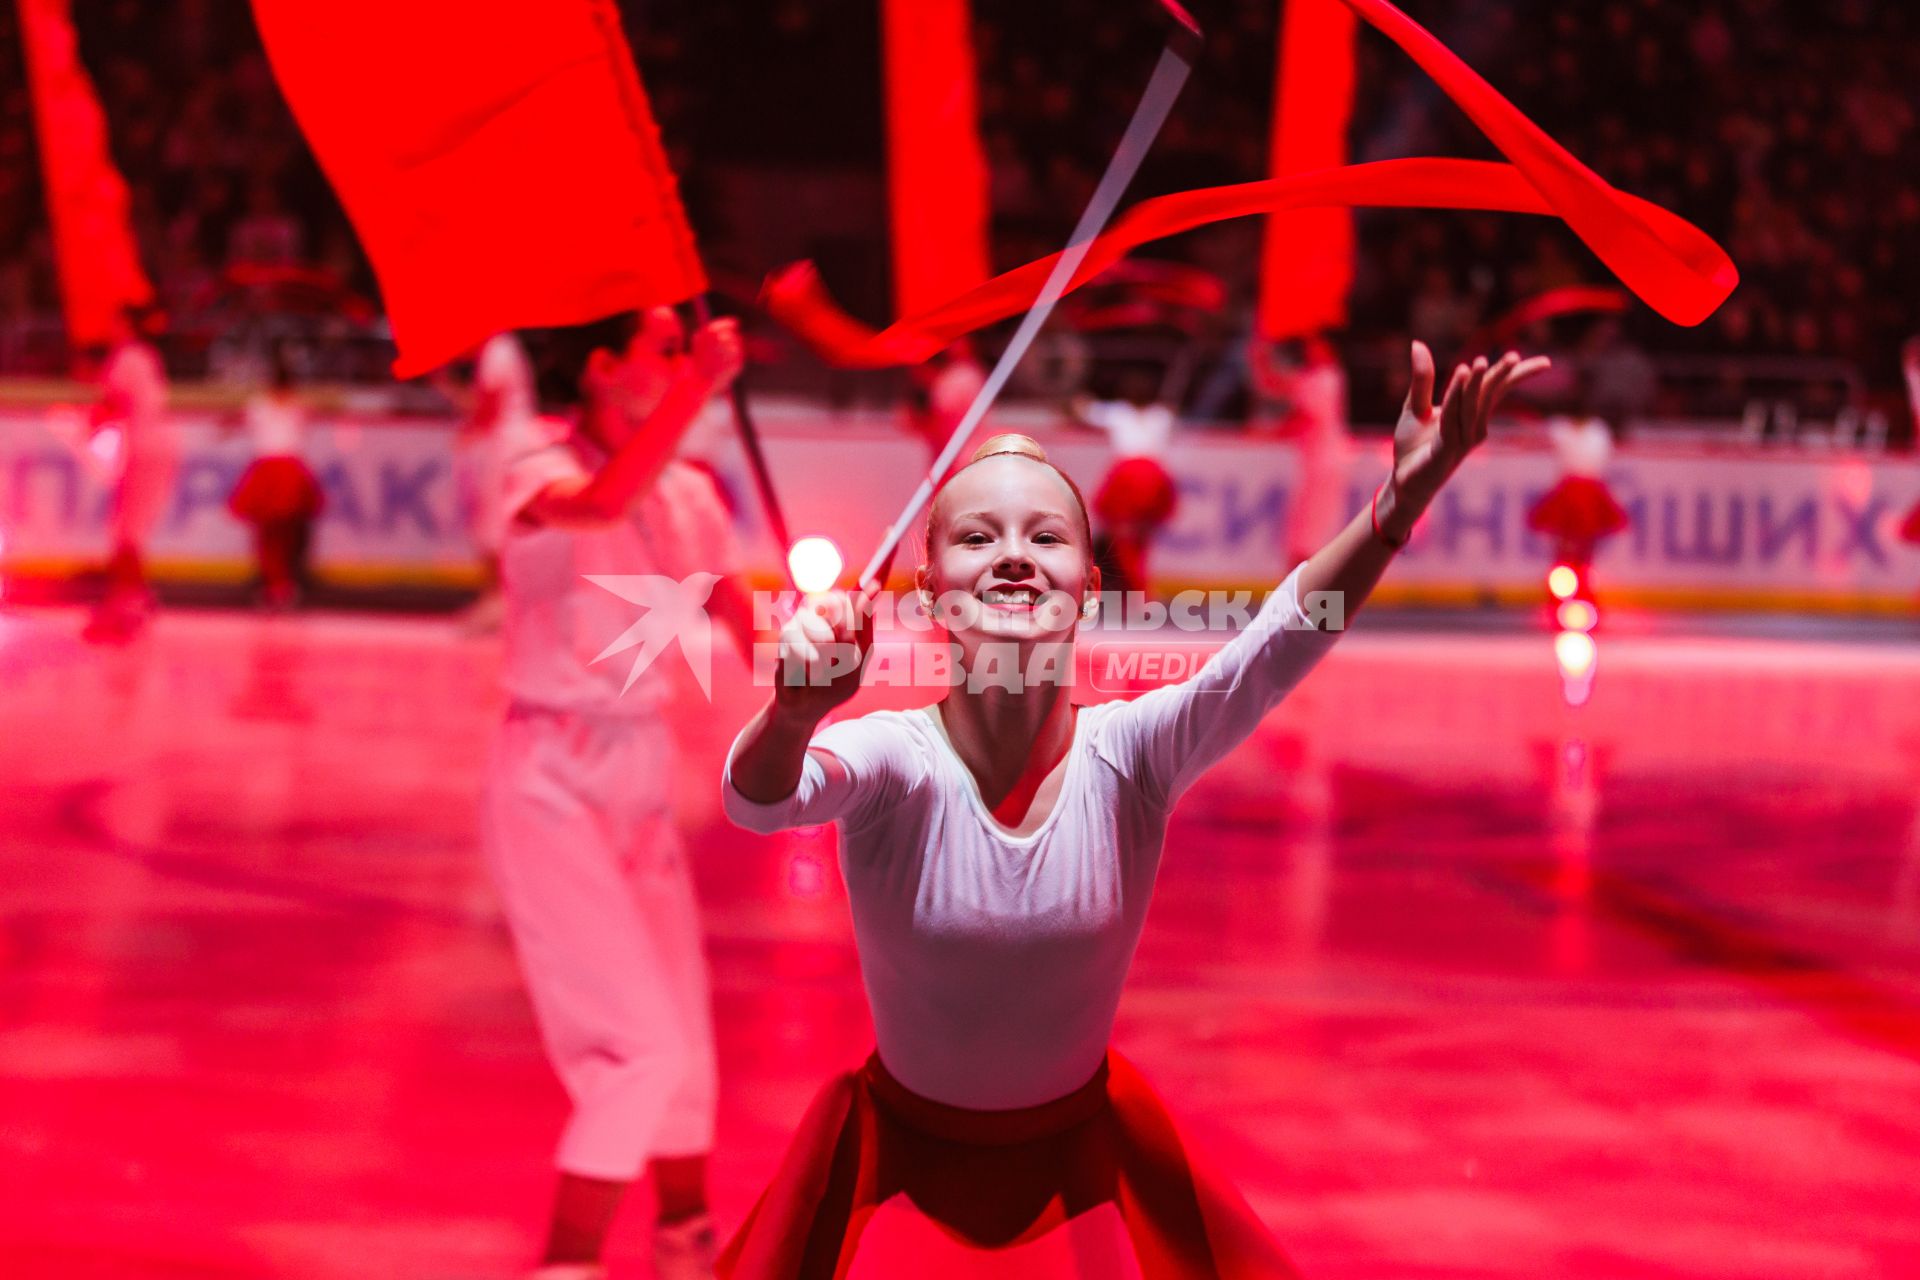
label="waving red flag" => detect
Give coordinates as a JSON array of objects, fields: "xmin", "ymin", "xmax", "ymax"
[
  {"xmin": 883, "ymin": 0, "xmax": 991, "ymax": 318},
  {"xmin": 765, "ymin": 0, "xmax": 1737, "ymax": 367},
  {"xmin": 251, "ymin": 0, "xmax": 706, "ymax": 377},
  {"xmin": 17, "ymin": 0, "xmax": 153, "ymax": 347},
  {"xmin": 1261, "ymin": 0, "xmax": 1356, "ymax": 340}
]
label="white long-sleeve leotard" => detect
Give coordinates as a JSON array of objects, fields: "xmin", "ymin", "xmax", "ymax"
[{"xmin": 723, "ymin": 566, "xmax": 1341, "ymax": 1110}]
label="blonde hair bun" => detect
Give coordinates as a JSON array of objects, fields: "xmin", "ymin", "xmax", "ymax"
[{"xmin": 968, "ymin": 433, "xmax": 1048, "ymax": 464}]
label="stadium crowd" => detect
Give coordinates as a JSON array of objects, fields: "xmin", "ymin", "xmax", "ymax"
[{"xmin": 0, "ymin": 0, "xmax": 1912, "ymax": 436}]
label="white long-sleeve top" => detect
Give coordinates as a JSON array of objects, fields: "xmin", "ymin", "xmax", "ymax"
[{"xmin": 723, "ymin": 566, "xmax": 1341, "ymax": 1109}]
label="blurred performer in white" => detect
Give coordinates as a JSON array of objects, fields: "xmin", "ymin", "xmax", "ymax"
[
  {"xmin": 482, "ymin": 310, "xmax": 749, "ymax": 1280},
  {"xmin": 84, "ymin": 306, "xmax": 175, "ymax": 642},
  {"xmin": 1527, "ymin": 379, "xmax": 1630, "ymax": 590},
  {"xmin": 228, "ymin": 347, "xmax": 324, "ymax": 609},
  {"xmin": 1069, "ymin": 365, "xmax": 1181, "ymax": 600},
  {"xmin": 1252, "ymin": 334, "xmax": 1351, "ymax": 569},
  {"xmin": 455, "ymin": 331, "xmax": 537, "ymax": 633},
  {"xmin": 586, "ymin": 305, "xmax": 687, "ymax": 435},
  {"xmin": 905, "ymin": 339, "xmax": 987, "ymax": 476}
]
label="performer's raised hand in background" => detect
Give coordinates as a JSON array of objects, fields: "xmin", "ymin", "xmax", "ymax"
[
  {"xmin": 521, "ymin": 315, "xmax": 744, "ymax": 529},
  {"xmin": 689, "ymin": 315, "xmax": 746, "ymax": 392}
]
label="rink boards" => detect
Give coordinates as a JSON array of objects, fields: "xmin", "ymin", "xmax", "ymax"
[{"xmin": 1, "ymin": 404, "xmax": 1916, "ymax": 611}]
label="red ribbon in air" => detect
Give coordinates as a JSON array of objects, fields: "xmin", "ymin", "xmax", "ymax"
[{"xmin": 763, "ymin": 0, "xmax": 1738, "ymax": 368}]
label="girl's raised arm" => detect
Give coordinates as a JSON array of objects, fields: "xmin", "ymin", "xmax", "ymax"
[
  {"xmin": 724, "ymin": 586, "xmax": 903, "ymax": 834},
  {"xmin": 1103, "ymin": 342, "xmax": 1549, "ymax": 807},
  {"xmin": 1296, "ymin": 342, "xmax": 1549, "ymax": 615}
]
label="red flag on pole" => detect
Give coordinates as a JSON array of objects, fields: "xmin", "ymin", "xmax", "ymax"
[
  {"xmin": 250, "ymin": 0, "xmax": 707, "ymax": 377},
  {"xmin": 882, "ymin": 0, "xmax": 991, "ymax": 318},
  {"xmin": 16, "ymin": 0, "xmax": 154, "ymax": 348},
  {"xmin": 1259, "ymin": 0, "xmax": 1356, "ymax": 339}
]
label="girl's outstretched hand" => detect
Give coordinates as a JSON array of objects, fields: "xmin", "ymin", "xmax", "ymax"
[
  {"xmin": 1387, "ymin": 341, "xmax": 1551, "ymax": 531},
  {"xmin": 771, "ymin": 582, "xmax": 880, "ymax": 724}
]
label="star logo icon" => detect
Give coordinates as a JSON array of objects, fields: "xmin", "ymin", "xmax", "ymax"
[{"xmin": 583, "ymin": 572, "xmax": 722, "ymax": 699}]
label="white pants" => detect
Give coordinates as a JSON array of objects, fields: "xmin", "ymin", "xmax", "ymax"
[{"xmin": 481, "ymin": 705, "xmax": 718, "ymax": 1180}]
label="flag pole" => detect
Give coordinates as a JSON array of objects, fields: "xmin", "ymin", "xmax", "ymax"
[
  {"xmin": 859, "ymin": 0, "xmax": 1205, "ymax": 589},
  {"xmin": 692, "ymin": 295, "xmax": 795, "ymax": 568},
  {"xmin": 592, "ymin": 2, "xmax": 797, "ymax": 581}
]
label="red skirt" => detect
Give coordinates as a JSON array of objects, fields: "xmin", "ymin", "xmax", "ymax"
[
  {"xmin": 1527, "ymin": 475, "xmax": 1628, "ymax": 543},
  {"xmin": 1094, "ymin": 457, "xmax": 1179, "ymax": 529},
  {"xmin": 230, "ymin": 456, "xmax": 325, "ymax": 524},
  {"xmin": 717, "ymin": 1051, "xmax": 1300, "ymax": 1279},
  {"xmin": 1900, "ymin": 499, "xmax": 1920, "ymax": 547}
]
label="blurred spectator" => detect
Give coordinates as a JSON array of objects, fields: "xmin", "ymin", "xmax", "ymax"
[
  {"xmin": 1408, "ymin": 267, "xmax": 1476, "ymax": 350},
  {"xmin": 228, "ymin": 178, "xmax": 302, "ymax": 269},
  {"xmin": 1582, "ymin": 319, "xmax": 1658, "ymax": 430}
]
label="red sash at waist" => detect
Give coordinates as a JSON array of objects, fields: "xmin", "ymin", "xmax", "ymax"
[
  {"xmin": 719, "ymin": 1049, "xmax": 1300, "ymax": 1279},
  {"xmin": 862, "ymin": 1053, "xmax": 1111, "ymax": 1148}
]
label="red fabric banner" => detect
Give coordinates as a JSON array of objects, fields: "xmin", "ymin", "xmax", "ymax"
[
  {"xmin": 1260, "ymin": 0, "xmax": 1356, "ymax": 340},
  {"xmin": 16, "ymin": 0, "xmax": 153, "ymax": 348},
  {"xmin": 250, "ymin": 0, "xmax": 707, "ymax": 377},
  {"xmin": 883, "ymin": 0, "xmax": 991, "ymax": 319},
  {"xmin": 765, "ymin": 0, "xmax": 1738, "ymax": 368}
]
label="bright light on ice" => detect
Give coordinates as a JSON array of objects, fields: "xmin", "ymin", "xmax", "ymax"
[
  {"xmin": 1554, "ymin": 629, "xmax": 1596, "ymax": 679},
  {"xmin": 1556, "ymin": 599, "xmax": 1597, "ymax": 633}
]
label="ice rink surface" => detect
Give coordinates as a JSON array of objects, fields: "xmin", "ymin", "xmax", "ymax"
[{"xmin": 3, "ymin": 604, "xmax": 1917, "ymax": 1278}]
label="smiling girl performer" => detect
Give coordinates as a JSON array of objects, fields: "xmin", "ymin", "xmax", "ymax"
[{"xmin": 719, "ymin": 342, "xmax": 1548, "ymax": 1278}]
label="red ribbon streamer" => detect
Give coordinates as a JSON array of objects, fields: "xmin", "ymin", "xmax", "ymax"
[
  {"xmin": 1474, "ymin": 285, "xmax": 1632, "ymax": 350},
  {"xmin": 764, "ymin": 0, "xmax": 1738, "ymax": 368}
]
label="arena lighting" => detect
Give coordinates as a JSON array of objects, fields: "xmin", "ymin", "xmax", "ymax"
[
  {"xmin": 1556, "ymin": 599, "xmax": 1597, "ymax": 633},
  {"xmin": 1547, "ymin": 564, "xmax": 1581, "ymax": 600},
  {"xmin": 1554, "ymin": 629, "xmax": 1596, "ymax": 680},
  {"xmin": 1554, "ymin": 626, "xmax": 1597, "ymax": 709},
  {"xmin": 787, "ymin": 537, "xmax": 843, "ymax": 596}
]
